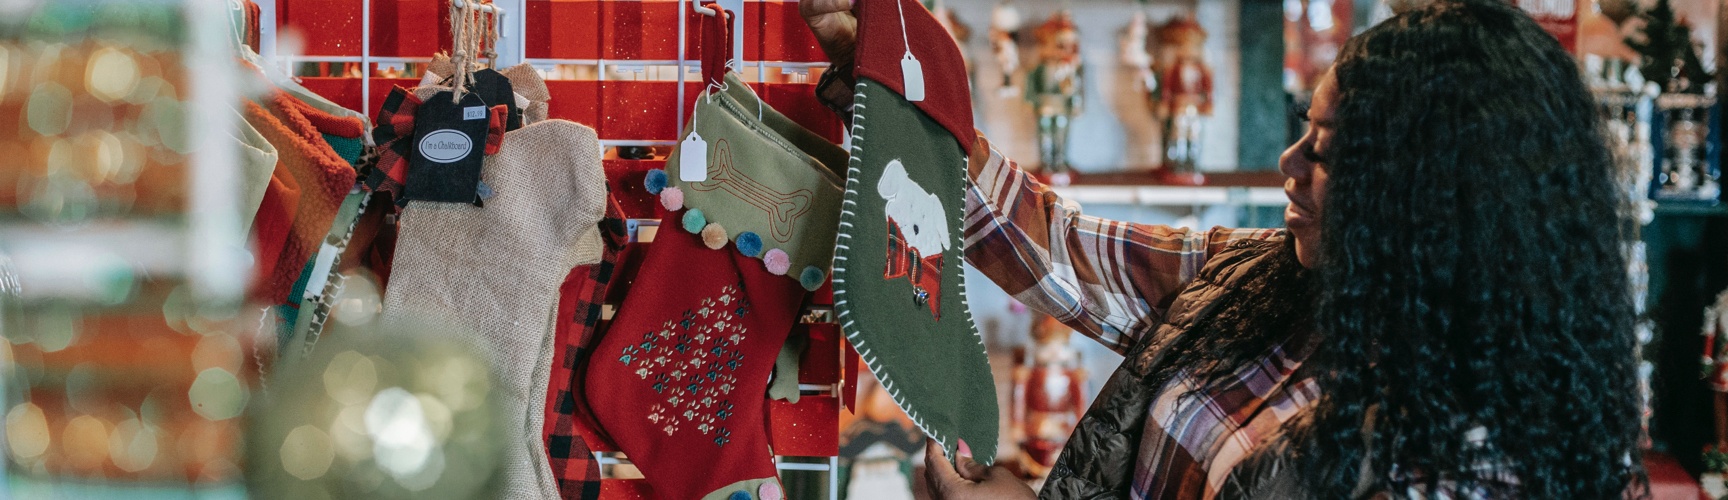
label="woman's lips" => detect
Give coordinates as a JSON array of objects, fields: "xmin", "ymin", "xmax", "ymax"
[{"xmin": 1285, "ymin": 193, "xmax": 1316, "ymax": 227}]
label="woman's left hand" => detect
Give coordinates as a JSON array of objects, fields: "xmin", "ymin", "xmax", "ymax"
[{"xmin": 922, "ymin": 440, "xmax": 1037, "ymax": 500}]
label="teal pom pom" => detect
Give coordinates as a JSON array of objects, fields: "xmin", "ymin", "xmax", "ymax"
[
  {"xmin": 645, "ymin": 169, "xmax": 668, "ymax": 195},
  {"xmin": 735, "ymin": 232, "xmax": 763, "ymax": 257},
  {"xmin": 682, "ymin": 209, "xmax": 707, "ymax": 233},
  {"xmin": 799, "ymin": 266, "xmax": 825, "ymax": 291},
  {"xmin": 727, "ymin": 491, "xmax": 751, "ymax": 500}
]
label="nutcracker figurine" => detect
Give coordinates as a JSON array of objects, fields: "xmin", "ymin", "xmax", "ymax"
[
  {"xmin": 990, "ymin": 2, "xmax": 1024, "ymax": 92},
  {"xmin": 1152, "ymin": 16, "xmax": 1213, "ymax": 175},
  {"xmin": 1120, "ymin": 11, "xmax": 1159, "ymax": 169},
  {"xmin": 1025, "ymin": 11, "xmax": 1084, "ymax": 173},
  {"xmin": 1120, "ymin": 10, "xmax": 1156, "ymax": 98},
  {"xmin": 1702, "ymin": 289, "xmax": 1728, "ymax": 476},
  {"xmin": 1011, "ymin": 313, "xmax": 1087, "ymax": 479}
]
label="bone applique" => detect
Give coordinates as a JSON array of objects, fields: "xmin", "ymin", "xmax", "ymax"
[{"xmin": 687, "ymin": 139, "xmax": 816, "ymax": 244}]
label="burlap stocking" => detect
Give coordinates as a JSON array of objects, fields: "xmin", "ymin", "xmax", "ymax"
[{"xmin": 382, "ymin": 119, "xmax": 606, "ymax": 499}]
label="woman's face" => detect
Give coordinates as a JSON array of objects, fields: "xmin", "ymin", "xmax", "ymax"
[{"xmin": 1280, "ymin": 71, "xmax": 1337, "ymax": 269}]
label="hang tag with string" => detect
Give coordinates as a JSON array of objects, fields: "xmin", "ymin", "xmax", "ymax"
[
  {"xmin": 680, "ymin": 91, "xmax": 709, "ymax": 182},
  {"xmin": 680, "ymin": 131, "xmax": 708, "ymax": 182},
  {"xmin": 896, "ymin": 0, "xmax": 925, "ymax": 101},
  {"xmin": 901, "ymin": 52, "xmax": 925, "ymax": 101}
]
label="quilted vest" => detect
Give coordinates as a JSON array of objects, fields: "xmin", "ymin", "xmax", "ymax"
[{"xmin": 1040, "ymin": 236, "xmax": 1292, "ymax": 499}]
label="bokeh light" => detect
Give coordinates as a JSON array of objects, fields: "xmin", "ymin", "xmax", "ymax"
[
  {"xmin": 323, "ymin": 350, "xmax": 377, "ymax": 407},
  {"xmin": 26, "ymin": 81, "xmax": 73, "ymax": 136},
  {"xmin": 108, "ymin": 417, "xmax": 160, "ymax": 473},
  {"xmin": 281, "ymin": 425, "xmax": 335, "ymax": 481},
  {"xmin": 6, "ymin": 403, "xmax": 52, "ymax": 462},
  {"xmin": 246, "ymin": 321, "xmax": 505, "ymax": 498},
  {"xmin": 85, "ymin": 46, "xmax": 139, "ymax": 103},
  {"xmin": 62, "ymin": 414, "xmax": 112, "ymax": 472},
  {"xmin": 0, "ymin": 5, "xmax": 234, "ymax": 492},
  {"xmin": 189, "ymin": 367, "xmax": 247, "ymax": 421},
  {"xmin": 364, "ymin": 387, "xmax": 436, "ymax": 480}
]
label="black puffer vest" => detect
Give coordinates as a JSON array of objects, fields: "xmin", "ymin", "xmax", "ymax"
[{"xmin": 1039, "ymin": 236, "xmax": 1290, "ymax": 499}]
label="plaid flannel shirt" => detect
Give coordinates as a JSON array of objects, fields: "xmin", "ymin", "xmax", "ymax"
[
  {"xmin": 543, "ymin": 199, "xmax": 630, "ymax": 500},
  {"xmin": 960, "ymin": 135, "xmax": 1313, "ymax": 498},
  {"xmin": 961, "ymin": 134, "xmax": 1281, "ymax": 355},
  {"xmin": 960, "ymin": 136, "xmax": 1523, "ymax": 498}
]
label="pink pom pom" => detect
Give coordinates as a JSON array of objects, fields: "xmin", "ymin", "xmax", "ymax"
[
  {"xmin": 763, "ymin": 249, "xmax": 791, "ymax": 275},
  {"xmin": 759, "ymin": 483, "xmax": 783, "ymax": 500},
  {"xmin": 659, "ymin": 187, "xmax": 684, "ymax": 211}
]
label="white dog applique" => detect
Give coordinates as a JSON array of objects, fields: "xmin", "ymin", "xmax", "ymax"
[{"xmin": 877, "ymin": 159, "xmax": 951, "ymax": 318}]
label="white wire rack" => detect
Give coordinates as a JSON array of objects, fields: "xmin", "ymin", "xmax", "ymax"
[{"xmin": 252, "ymin": 2, "xmax": 845, "ymax": 498}]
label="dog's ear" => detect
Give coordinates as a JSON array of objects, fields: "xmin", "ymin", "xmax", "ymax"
[{"xmin": 879, "ymin": 159, "xmax": 910, "ymax": 199}]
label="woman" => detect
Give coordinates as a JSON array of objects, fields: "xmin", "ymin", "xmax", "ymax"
[{"xmin": 805, "ymin": 0, "xmax": 1644, "ymax": 497}]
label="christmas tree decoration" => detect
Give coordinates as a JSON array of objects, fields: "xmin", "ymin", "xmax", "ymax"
[
  {"xmin": 834, "ymin": 0, "xmax": 999, "ymax": 465},
  {"xmin": 246, "ymin": 319, "xmax": 505, "ymax": 499}
]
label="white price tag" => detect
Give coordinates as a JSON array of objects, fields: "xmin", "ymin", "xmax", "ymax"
[
  {"xmin": 463, "ymin": 106, "xmax": 486, "ymax": 120},
  {"xmin": 901, "ymin": 51, "xmax": 925, "ymax": 102},
  {"xmin": 680, "ymin": 131, "xmax": 709, "ymax": 182}
]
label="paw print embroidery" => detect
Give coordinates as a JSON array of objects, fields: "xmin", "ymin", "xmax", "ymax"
[{"xmin": 619, "ymin": 286, "xmax": 752, "ymax": 446}]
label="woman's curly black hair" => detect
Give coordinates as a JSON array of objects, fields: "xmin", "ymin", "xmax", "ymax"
[{"xmin": 1284, "ymin": 0, "xmax": 1644, "ymax": 497}]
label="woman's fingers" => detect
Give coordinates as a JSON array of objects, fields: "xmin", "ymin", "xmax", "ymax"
[
  {"xmin": 924, "ymin": 440, "xmax": 966, "ymax": 487},
  {"xmin": 799, "ymin": 0, "xmax": 853, "ymax": 18},
  {"xmin": 799, "ymin": 0, "xmax": 857, "ymax": 66},
  {"xmin": 955, "ymin": 455, "xmax": 992, "ymax": 482}
]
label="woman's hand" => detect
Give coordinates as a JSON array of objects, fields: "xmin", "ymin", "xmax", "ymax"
[
  {"xmin": 800, "ymin": 0, "xmax": 858, "ymax": 68},
  {"xmin": 922, "ymin": 440, "xmax": 1038, "ymax": 500}
]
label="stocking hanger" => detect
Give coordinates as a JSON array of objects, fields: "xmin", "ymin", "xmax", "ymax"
[
  {"xmin": 689, "ymin": 2, "xmax": 763, "ymax": 121},
  {"xmin": 448, "ymin": 0, "xmax": 507, "ymax": 103}
]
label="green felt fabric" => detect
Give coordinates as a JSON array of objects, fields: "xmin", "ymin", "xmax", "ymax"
[
  {"xmin": 768, "ymin": 333, "xmax": 809, "ymax": 403},
  {"xmin": 319, "ymin": 132, "xmax": 365, "ymax": 167},
  {"xmin": 832, "ymin": 78, "xmax": 997, "ymax": 464},
  {"xmin": 668, "ymin": 76, "xmax": 846, "ymax": 286}
]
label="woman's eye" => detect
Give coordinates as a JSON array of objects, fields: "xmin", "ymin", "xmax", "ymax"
[{"xmin": 1303, "ymin": 145, "xmax": 1328, "ymax": 163}]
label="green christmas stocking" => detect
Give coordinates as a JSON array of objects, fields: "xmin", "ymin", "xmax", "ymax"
[
  {"xmin": 833, "ymin": 0, "xmax": 998, "ymax": 464},
  {"xmin": 665, "ymin": 73, "xmax": 848, "ymax": 291}
]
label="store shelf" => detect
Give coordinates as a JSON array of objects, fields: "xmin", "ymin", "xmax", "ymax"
[
  {"xmin": 1050, "ymin": 184, "xmax": 1287, "ymax": 207},
  {"xmin": 1652, "ymin": 202, "xmax": 1728, "ymax": 217},
  {"xmin": 1043, "ymin": 170, "xmax": 1288, "ymax": 207}
]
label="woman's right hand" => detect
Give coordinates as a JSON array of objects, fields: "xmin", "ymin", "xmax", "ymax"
[
  {"xmin": 922, "ymin": 440, "xmax": 1038, "ymax": 500},
  {"xmin": 800, "ymin": 0, "xmax": 858, "ymax": 68}
]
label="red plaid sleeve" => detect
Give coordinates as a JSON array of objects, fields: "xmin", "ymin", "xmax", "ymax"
[
  {"xmin": 961, "ymin": 133, "xmax": 1281, "ymax": 355},
  {"xmin": 543, "ymin": 199, "xmax": 631, "ymax": 499}
]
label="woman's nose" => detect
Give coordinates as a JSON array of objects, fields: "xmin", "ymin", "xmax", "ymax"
[{"xmin": 1279, "ymin": 144, "xmax": 1308, "ymax": 182}]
